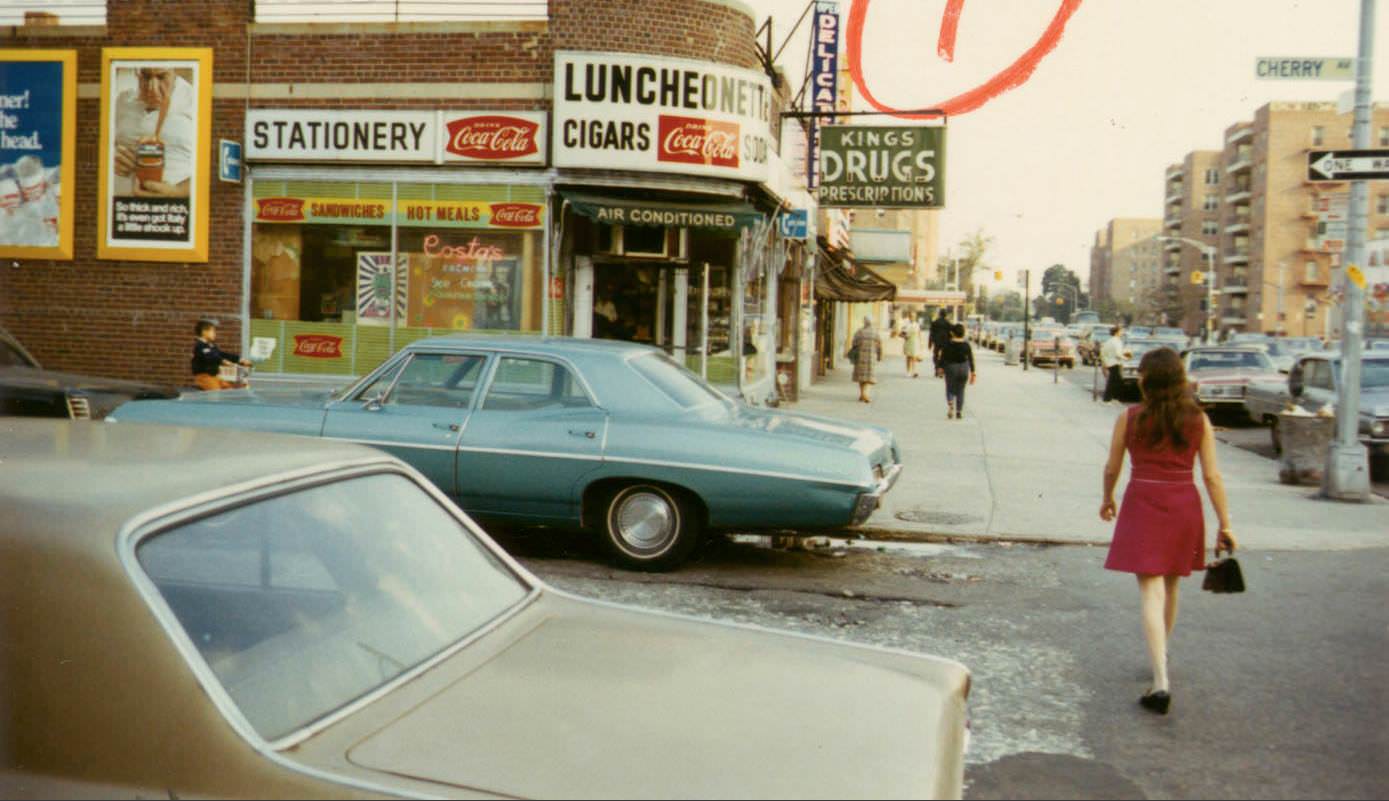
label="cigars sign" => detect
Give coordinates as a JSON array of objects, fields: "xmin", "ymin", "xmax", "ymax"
[
  {"xmin": 553, "ymin": 51, "xmax": 773, "ymax": 182},
  {"xmin": 245, "ymin": 110, "xmax": 547, "ymax": 165}
]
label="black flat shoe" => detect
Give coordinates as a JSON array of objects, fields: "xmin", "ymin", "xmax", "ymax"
[{"xmin": 1139, "ymin": 691, "xmax": 1171, "ymax": 715}]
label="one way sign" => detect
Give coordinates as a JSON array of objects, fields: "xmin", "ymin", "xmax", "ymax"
[{"xmin": 1307, "ymin": 149, "xmax": 1389, "ymax": 182}]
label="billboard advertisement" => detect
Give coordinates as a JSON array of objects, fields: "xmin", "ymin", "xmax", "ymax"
[
  {"xmin": 0, "ymin": 50, "xmax": 76, "ymax": 260},
  {"xmin": 97, "ymin": 48, "xmax": 213, "ymax": 262},
  {"xmin": 553, "ymin": 50, "xmax": 773, "ymax": 183}
]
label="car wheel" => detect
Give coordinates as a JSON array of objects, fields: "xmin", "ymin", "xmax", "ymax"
[
  {"xmin": 599, "ymin": 483, "xmax": 702, "ymax": 571},
  {"xmin": 1269, "ymin": 416, "xmax": 1282, "ymax": 456}
]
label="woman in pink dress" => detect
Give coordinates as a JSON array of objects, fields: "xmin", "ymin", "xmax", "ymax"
[{"xmin": 1100, "ymin": 348, "xmax": 1236, "ymax": 715}]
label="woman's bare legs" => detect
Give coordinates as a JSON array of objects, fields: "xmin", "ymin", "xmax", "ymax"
[
  {"xmin": 858, "ymin": 382, "xmax": 872, "ymax": 403},
  {"xmin": 1137, "ymin": 575, "xmax": 1170, "ymax": 693},
  {"xmin": 1163, "ymin": 575, "xmax": 1180, "ymax": 638}
]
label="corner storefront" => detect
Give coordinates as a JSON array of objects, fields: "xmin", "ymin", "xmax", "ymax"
[{"xmin": 240, "ymin": 110, "xmax": 551, "ymax": 380}]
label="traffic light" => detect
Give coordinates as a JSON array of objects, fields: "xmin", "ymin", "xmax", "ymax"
[
  {"xmin": 1055, "ymin": 298, "xmax": 1064, "ymax": 305},
  {"xmin": 994, "ymin": 271, "xmax": 1003, "ymax": 282}
]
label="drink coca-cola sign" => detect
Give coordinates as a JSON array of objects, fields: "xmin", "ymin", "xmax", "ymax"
[
  {"xmin": 488, "ymin": 202, "xmax": 543, "ymax": 228},
  {"xmin": 658, "ymin": 116, "xmax": 740, "ymax": 169},
  {"xmin": 553, "ymin": 51, "xmax": 772, "ymax": 183},
  {"xmin": 443, "ymin": 115, "xmax": 542, "ymax": 162},
  {"xmin": 292, "ymin": 334, "xmax": 343, "ymax": 359},
  {"xmin": 256, "ymin": 197, "xmax": 306, "ymax": 222}
]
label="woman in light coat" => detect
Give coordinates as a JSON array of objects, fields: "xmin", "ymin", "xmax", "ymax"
[
  {"xmin": 849, "ymin": 316, "xmax": 883, "ymax": 403},
  {"xmin": 900, "ymin": 316, "xmax": 923, "ymax": 378}
]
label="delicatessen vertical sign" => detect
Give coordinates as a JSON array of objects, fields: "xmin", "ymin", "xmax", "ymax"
[
  {"xmin": 97, "ymin": 48, "xmax": 213, "ymax": 262},
  {"xmin": 0, "ymin": 50, "xmax": 76, "ymax": 260},
  {"xmin": 818, "ymin": 125, "xmax": 945, "ymax": 209},
  {"xmin": 553, "ymin": 51, "xmax": 773, "ymax": 182}
]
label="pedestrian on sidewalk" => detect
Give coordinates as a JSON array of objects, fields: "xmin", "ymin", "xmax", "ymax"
[
  {"xmin": 1099, "ymin": 347, "xmax": 1236, "ymax": 716},
  {"xmin": 900, "ymin": 315, "xmax": 924, "ymax": 378},
  {"xmin": 929, "ymin": 308, "xmax": 952, "ymax": 378},
  {"xmin": 848, "ymin": 316, "xmax": 883, "ymax": 403},
  {"xmin": 940, "ymin": 323, "xmax": 976, "ymax": 419},
  {"xmin": 1100, "ymin": 324, "xmax": 1129, "ymax": 403}
]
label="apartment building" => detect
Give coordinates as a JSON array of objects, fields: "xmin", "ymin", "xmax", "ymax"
[
  {"xmin": 1216, "ymin": 101, "xmax": 1389, "ymax": 337},
  {"xmin": 1161, "ymin": 151, "xmax": 1223, "ymax": 334},
  {"xmin": 1090, "ymin": 218, "xmax": 1163, "ymax": 313}
]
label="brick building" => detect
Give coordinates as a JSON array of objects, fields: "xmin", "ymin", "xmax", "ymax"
[
  {"xmin": 1160, "ymin": 150, "xmax": 1222, "ymax": 334},
  {"xmin": 0, "ymin": 0, "xmax": 812, "ymax": 404},
  {"xmin": 1089, "ymin": 217, "xmax": 1163, "ymax": 315}
]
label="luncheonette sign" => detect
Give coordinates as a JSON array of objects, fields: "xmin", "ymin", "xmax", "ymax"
[
  {"xmin": 245, "ymin": 110, "xmax": 547, "ymax": 165},
  {"xmin": 553, "ymin": 50, "xmax": 773, "ymax": 183}
]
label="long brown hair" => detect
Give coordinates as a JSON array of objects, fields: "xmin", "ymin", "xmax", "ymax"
[{"xmin": 1135, "ymin": 348, "xmax": 1202, "ymax": 450}]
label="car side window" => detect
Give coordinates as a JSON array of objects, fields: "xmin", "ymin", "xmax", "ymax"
[
  {"xmin": 0, "ymin": 340, "xmax": 34, "ymax": 367},
  {"xmin": 389, "ymin": 353, "xmax": 487, "ymax": 408},
  {"xmin": 482, "ymin": 357, "xmax": 591, "ymax": 412},
  {"xmin": 1307, "ymin": 362, "xmax": 1332, "ymax": 391},
  {"xmin": 355, "ymin": 357, "xmax": 409, "ymax": 402}
]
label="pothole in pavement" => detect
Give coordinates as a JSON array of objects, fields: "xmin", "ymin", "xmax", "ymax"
[{"xmin": 895, "ymin": 509, "xmax": 985, "ymax": 526}]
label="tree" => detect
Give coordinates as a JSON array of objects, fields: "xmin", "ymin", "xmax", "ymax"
[
  {"xmin": 1034, "ymin": 264, "xmax": 1087, "ymax": 324},
  {"xmin": 950, "ymin": 229, "xmax": 994, "ymax": 297},
  {"xmin": 987, "ymin": 290, "xmax": 1025, "ymax": 322}
]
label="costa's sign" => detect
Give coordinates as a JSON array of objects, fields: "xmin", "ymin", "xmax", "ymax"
[
  {"xmin": 553, "ymin": 50, "xmax": 772, "ymax": 182},
  {"xmin": 443, "ymin": 114, "xmax": 542, "ymax": 163},
  {"xmin": 488, "ymin": 202, "xmax": 543, "ymax": 227},
  {"xmin": 245, "ymin": 109, "xmax": 547, "ymax": 165},
  {"xmin": 256, "ymin": 197, "xmax": 305, "ymax": 222},
  {"xmin": 658, "ymin": 116, "xmax": 739, "ymax": 169},
  {"xmin": 292, "ymin": 334, "xmax": 343, "ymax": 359}
]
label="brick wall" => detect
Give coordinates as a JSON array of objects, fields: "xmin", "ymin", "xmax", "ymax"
[{"xmin": 0, "ymin": 0, "xmax": 763, "ymax": 383}]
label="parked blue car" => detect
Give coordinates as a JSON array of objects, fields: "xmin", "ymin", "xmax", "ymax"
[{"xmin": 111, "ymin": 336, "xmax": 902, "ymax": 570}]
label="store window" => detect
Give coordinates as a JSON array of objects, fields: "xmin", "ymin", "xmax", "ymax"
[{"xmin": 249, "ymin": 179, "xmax": 546, "ymax": 376}]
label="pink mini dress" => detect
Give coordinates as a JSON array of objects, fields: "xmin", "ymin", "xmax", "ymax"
[{"xmin": 1104, "ymin": 406, "xmax": 1207, "ymax": 577}]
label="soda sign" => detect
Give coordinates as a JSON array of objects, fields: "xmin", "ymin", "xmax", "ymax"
[
  {"xmin": 488, "ymin": 202, "xmax": 543, "ymax": 228},
  {"xmin": 441, "ymin": 114, "xmax": 544, "ymax": 164},
  {"xmin": 658, "ymin": 116, "xmax": 740, "ymax": 169},
  {"xmin": 292, "ymin": 334, "xmax": 343, "ymax": 359},
  {"xmin": 256, "ymin": 197, "xmax": 306, "ymax": 222}
]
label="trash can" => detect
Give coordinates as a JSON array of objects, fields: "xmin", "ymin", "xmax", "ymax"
[
  {"xmin": 1277, "ymin": 410, "xmax": 1335, "ymax": 485},
  {"xmin": 1004, "ymin": 336, "xmax": 1023, "ymax": 366}
]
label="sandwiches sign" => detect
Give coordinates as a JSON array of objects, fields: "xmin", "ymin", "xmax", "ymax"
[
  {"xmin": 245, "ymin": 110, "xmax": 547, "ymax": 165},
  {"xmin": 553, "ymin": 50, "xmax": 773, "ymax": 182}
]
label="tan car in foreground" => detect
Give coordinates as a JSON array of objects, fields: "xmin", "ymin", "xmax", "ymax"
[{"xmin": 1, "ymin": 420, "xmax": 970, "ymax": 799}]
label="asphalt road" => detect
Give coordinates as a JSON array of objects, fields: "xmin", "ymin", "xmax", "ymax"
[
  {"xmin": 1051, "ymin": 357, "xmax": 1389, "ymax": 498},
  {"xmin": 490, "ymin": 528, "xmax": 1388, "ymax": 800}
]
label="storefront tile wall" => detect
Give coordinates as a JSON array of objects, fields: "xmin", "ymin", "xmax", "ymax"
[{"xmin": 0, "ymin": 0, "xmax": 762, "ymax": 383}]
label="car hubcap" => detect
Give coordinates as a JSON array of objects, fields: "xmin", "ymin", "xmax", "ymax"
[{"xmin": 615, "ymin": 491, "xmax": 676, "ymax": 552}]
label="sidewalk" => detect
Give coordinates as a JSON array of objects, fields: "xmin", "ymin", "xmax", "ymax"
[{"xmin": 794, "ymin": 347, "xmax": 1387, "ymax": 551}]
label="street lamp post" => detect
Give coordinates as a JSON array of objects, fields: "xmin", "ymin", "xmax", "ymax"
[{"xmin": 1156, "ymin": 236, "xmax": 1218, "ymax": 342}]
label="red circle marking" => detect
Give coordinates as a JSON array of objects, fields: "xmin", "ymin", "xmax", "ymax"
[{"xmin": 847, "ymin": 0, "xmax": 1085, "ymax": 119}]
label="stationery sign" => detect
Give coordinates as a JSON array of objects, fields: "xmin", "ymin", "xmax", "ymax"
[
  {"xmin": 807, "ymin": 1, "xmax": 840, "ymax": 189},
  {"xmin": 553, "ymin": 50, "xmax": 773, "ymax": 183},
  {"xmin": 0, "ymin": 50, "xmax": 77, "ymax": 260},
  {"xmin": 244, "ymin": 109, "xmax": 548, "ymax": 165},
  {"xmin": 97, "ymin": 48, "xmax": 213, "ymax": 263}
]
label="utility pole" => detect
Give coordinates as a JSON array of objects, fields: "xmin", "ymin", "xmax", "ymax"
[
  {"xmin": 1022, "ymin": 269, "xmax": 1031, "ymax": 372},
  {"xmin": 1324, "ymin": 0, "xmax": 1375, "ymax": 501}
]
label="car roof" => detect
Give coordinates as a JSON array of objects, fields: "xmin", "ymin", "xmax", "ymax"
[
  {"xmin": 403, "ymin": 334, "xmax": 658, "ymax": 358},
  {"xmin": 2, "ymin": 419, "xmax": 390, "ymax": 548}
]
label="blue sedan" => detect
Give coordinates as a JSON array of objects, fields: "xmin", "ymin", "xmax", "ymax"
[{"xmin": 112, "ymin": 336, "xmax": 901, "ymax": 570}]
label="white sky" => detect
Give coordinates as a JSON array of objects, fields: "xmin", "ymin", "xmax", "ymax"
[{"xmin": 751, "ymin": 0, "xmax": 1388, "ymax": 292}]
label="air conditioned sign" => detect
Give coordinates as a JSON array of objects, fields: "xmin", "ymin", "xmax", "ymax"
[
  {"xmin": 245, "ymin": 110, "xmax": 547, "ymax": 165},
  {"xmin": 818, "ymin": 125, "xmax": 946, "ymax": 208},
  {"xmin": 553, "ymin": 50, "xmax": 773, "ymax": 182}
]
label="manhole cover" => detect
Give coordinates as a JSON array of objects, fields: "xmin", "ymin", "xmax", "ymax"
[{"xmin": 895, "ymin": 509, "xmax": 983, "ymax": 526}]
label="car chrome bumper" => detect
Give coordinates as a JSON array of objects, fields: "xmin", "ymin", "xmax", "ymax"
[{"xmin": 851, "ymin": 463, "xmax": 903, "ymax": 525}]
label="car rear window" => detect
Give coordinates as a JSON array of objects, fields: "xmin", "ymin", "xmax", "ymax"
[
  {"xmin": 630, "ymin": 352, "xmax": 728, "ymax": 408},
  {"xmin": 1189, "ymin": 351, "xmax": 1272, "ymax": 371},
  {"xmin": 137, "ymin": 473, "xmax": 529, "ymax": 742}
]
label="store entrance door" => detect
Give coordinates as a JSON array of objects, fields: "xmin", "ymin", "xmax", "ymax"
[{"xmin": 592, "ymin": 263, "xmax": 656, "ymax": 343}]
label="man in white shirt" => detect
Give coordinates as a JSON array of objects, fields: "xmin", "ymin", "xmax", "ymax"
[
  {"xmin": 113, "ymin": 67, "xmax": 196, "ymax": 198},
  {"xmin": 1100, "ymin": 324, "xmax": 1129, "ymax": 403}
]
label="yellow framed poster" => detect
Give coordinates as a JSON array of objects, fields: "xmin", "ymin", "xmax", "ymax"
[
  {"xmin": 97, "ymin": 47, "xmax": 212, "ymax": 262},
  {"xmin": 0, "ymin": 49, "xmax": 77, "ymax": 260}
]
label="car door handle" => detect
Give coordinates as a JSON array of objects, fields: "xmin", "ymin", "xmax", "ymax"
[
  {"xmin": 569, "ymin": 429, "xmax": 597, "ymax": 439},
  {"xmin": 433, "ymin": 423, "xmax": 461, "ymax": 432}
]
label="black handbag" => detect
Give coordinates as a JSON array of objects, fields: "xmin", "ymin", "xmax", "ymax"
[{"xmin": 1202, "ymin": 556, "xmax": 1245, "ymax": 594}]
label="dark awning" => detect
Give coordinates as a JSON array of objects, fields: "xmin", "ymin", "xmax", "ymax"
[
  {"xmin": 814, "ymin": 247, "xmax": 897, "ymax": 302},
  {"xmin": 559, "ymin": 190, "xmax": 763, "ymax": 232}
]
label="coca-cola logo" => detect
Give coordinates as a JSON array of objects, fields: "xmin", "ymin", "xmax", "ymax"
[
  {"xmin": 444, "ymin": 115, "xmax": 540, "ymax": 161},
  {"xmin": 292, "ymin": 334, "xmax": 343, "ymax": 359},
  {"xmin": 257, "ymin": 198, "xmax": 306, "ymax": 222},
  {"xmin": 658, "ymin": 115, "xmax": 740, "ymax": 169},
  {"xmin": 489, "ymin": 203, "xmax": 542, "ymax": 228}
]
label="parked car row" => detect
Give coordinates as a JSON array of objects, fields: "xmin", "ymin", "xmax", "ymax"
[
  {"xmin": 1242, "ymin": 351, "xmax": 1389, "ymax": 456},
  {"xmin": 0, "ymin": 329, "xmax": 179, "ymax": 420}
]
